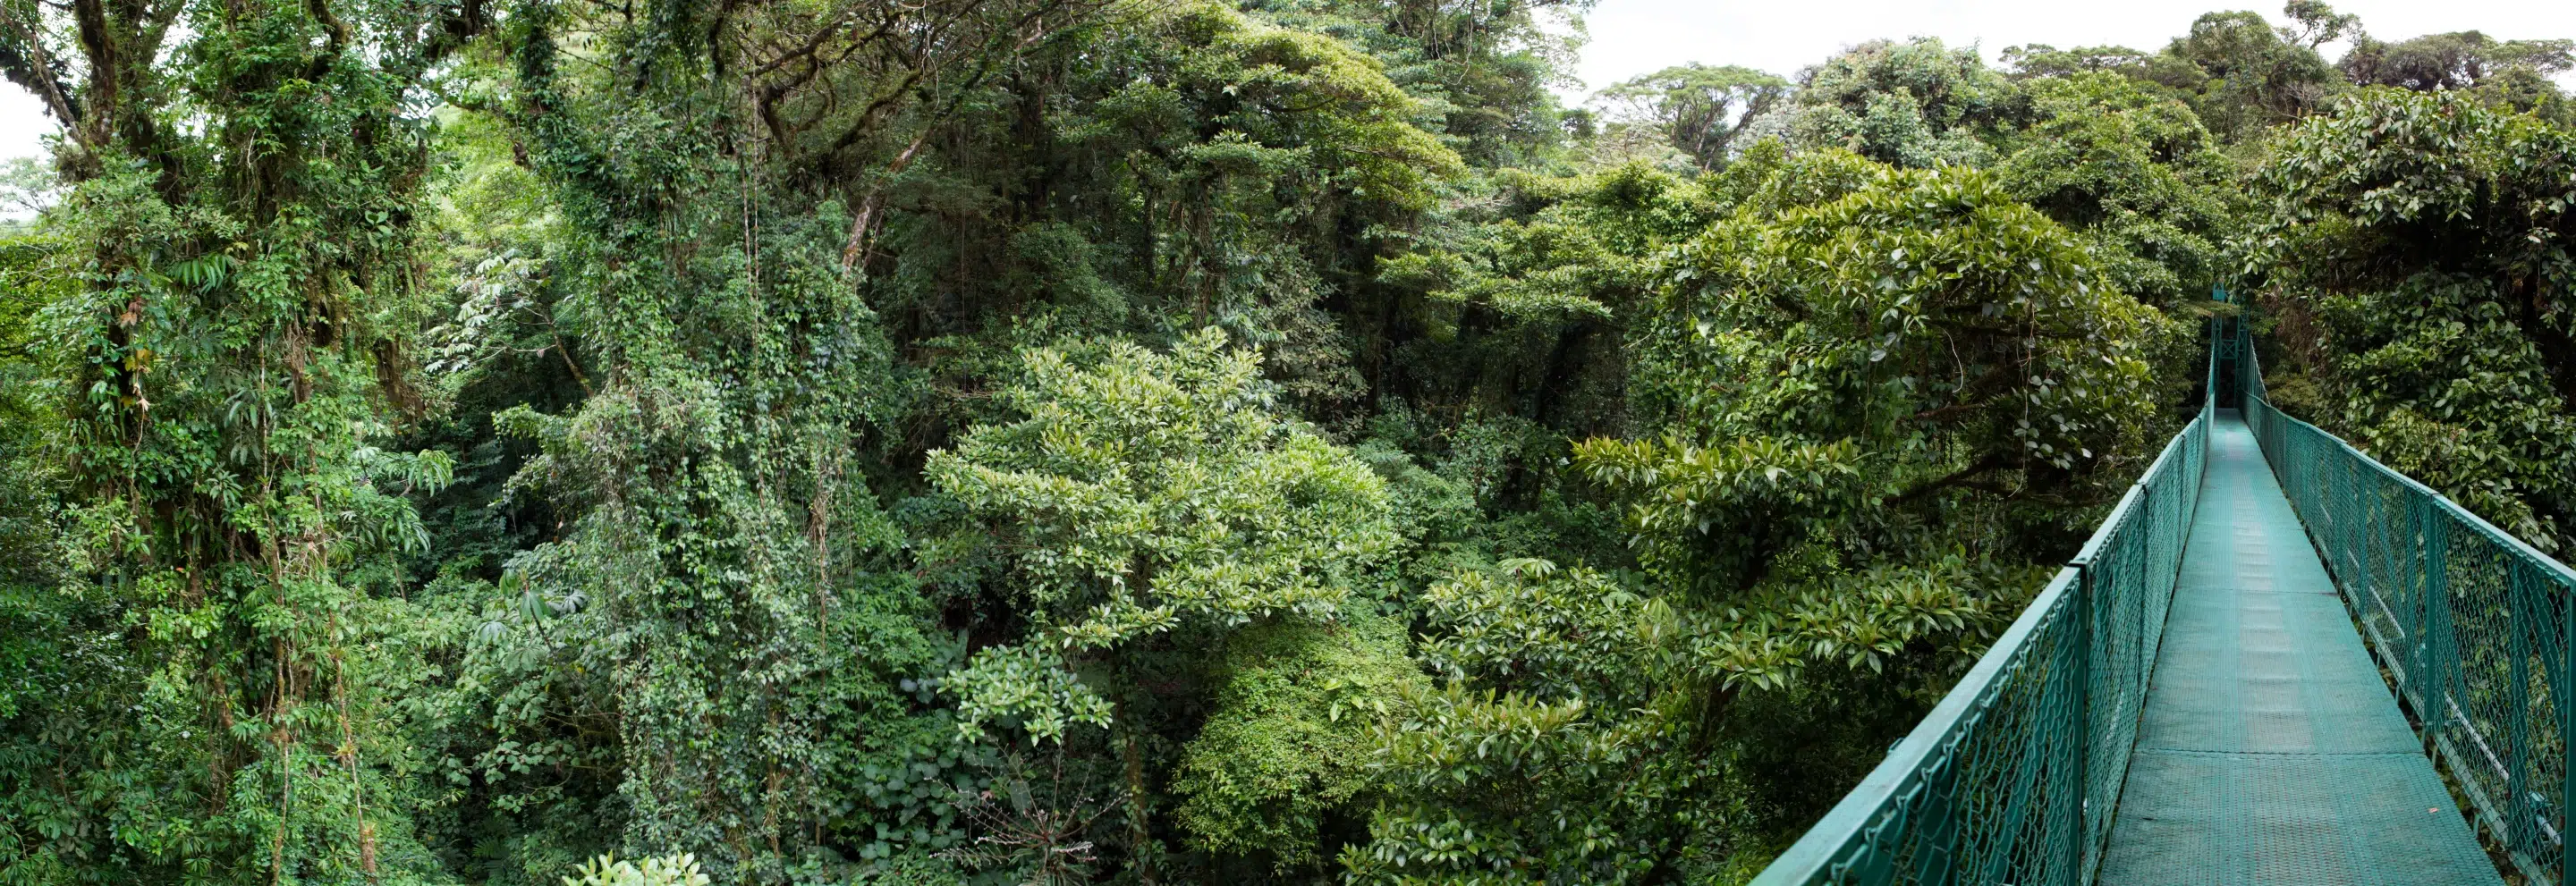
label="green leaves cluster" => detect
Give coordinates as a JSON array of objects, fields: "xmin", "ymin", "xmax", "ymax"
[
  {"xmin": 931, "ymin": 329, "xmax": 1401, "ymax": 656},
  {"xmin": 2249, "ymin": 89, "xmax": 2576, "ymax": 549},
  {"xmin": 1608, "ymin": 150, "xmax": 2165, "ymax": 588},
  {"xmin": 1593, "ymin": 63, "xmax": 1791, "ymax": 169},
  {"xmin": 560, "ymin": 854, "xmax": 710, "ymax": 886},
  {"xmin": 1344, "ymin": 561, "xmax": 1737, "ymax": 885},
  {"xmin": 1173, "ymin": 616, "xmax": 1423, "ymax": 869},
  {"xmin": 1772, "ymin": 38, "xmax": 2020, "ymax": 169},
  {"xmin": 925, "ymin": 327, "xmax": 1415, "ymax": 875}
]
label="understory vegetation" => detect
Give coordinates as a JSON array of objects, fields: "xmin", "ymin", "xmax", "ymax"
[{"xmin": 0, "ymin": 0, "xmax": 2570, "ymax": 882}]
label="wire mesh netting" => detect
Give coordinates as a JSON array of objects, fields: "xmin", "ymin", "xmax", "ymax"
[
  {"xmin": 1748, "ymin": 323, "xmax": 2217, "ymax": 886},
  {"xmin": 2099, "ymin": 381, "xmax": 2500, "ymax": 885},
  {"xmin": 2235, "ymin": 322, "xmax": 2574, "ymax": 886},
  {"xmin": 1755, "ymin": 305, "xmax": 2574, "ymax": 886}
]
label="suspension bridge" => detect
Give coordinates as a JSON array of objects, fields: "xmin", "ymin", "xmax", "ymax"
[{"xmin": 1752, "ymin": 312, "xmax": 2573, "ymax": 886}]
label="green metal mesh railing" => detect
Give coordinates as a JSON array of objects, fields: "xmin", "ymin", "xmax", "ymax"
[
  {"xmin": 2233, "ymin": 322, "xmax": 2575, "ymax": 886},
  {"xmin": 1748, "ymin": 324, "xmax": 2218, "ymax": 886},
  {"xmin": 1754, "ymin": 302, "xmax": 2576, "ymax": 886}
]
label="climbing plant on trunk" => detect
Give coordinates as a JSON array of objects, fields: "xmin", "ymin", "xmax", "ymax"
[{"xmin": 0, "ymin": 0, "xmax": 482, "ymax": 878}]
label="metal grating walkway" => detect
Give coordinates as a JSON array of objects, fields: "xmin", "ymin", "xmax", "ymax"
[{"xmin": 2097, "ymin": 411, "xmax": 2502, "ymax": 884}]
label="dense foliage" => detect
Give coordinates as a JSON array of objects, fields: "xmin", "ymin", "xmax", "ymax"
[
  {"xmin": 2248, "ymin": 89, "xmax": 2576, "ymax": 551},
  {"xmin": 0, "ymin": 0, "xmax": 2569, "ymax": 882}
]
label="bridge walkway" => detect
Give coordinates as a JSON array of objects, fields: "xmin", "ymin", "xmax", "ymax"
[{"xmin": 2097, "ymin": 411, "xmax": 2501, "ymax": 885}]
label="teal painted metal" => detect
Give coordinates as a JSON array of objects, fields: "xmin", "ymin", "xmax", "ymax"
[
  {"xmin": 2232, "ymin": 322, "xmax": 2576, "ymax": 885},
  {"xmin": 1750, "ymin": 297, "xmax": 2576, "ymax": 885},
  {"xmin": 2096, "ymin": 409, "xmax": 2501, "ymax": 884},
  {"xmin": 1747, "ymin": 321, "xmax": 2216, "ymax": 886}
]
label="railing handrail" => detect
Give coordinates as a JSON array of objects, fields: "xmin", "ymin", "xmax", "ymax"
[
  {"xmin": 1750, "ymin": 308, "xmax": 2220, "ymax": 885},
  {"xmin": 1758, "ymin": 300, "xmax": 2576, "ymax": 886},
  {"xmin": 1752, "ymin": 565, "xmax": 2086, "ymax": 882},
  {"xmin": 2072, "ymin": 427, "xmax": 2189, "ymax": 568},
  {"xmin": 2233, "ymin": 359, "xmax": 2576, "ymax": 587},
  {"xmin": 2233, "ymin": 319, "xmax": 2576, "ymax": 885}
]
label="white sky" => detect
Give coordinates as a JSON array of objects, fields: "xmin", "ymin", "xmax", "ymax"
[
  {"xmin": 2, "ymin": 0, "xmax": 2572, "ymax": 164},
  {"xmin": 1, "ymin": 87, "xmax": 44, "ymax": 161},
  {"xmin": 1556, "ymin": 0, "xmax": 2576, "ymax": 96}
]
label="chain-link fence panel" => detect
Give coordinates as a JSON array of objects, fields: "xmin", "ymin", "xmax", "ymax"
[
  {"xmin": 1750, "ymin": 320, "xmax": 2218, "ymax": 886},
  {"xmin": 2236, "ymin": 323, "xmax": 2572, "ymax": 886}
]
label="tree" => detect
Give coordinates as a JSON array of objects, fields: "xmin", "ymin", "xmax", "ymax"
[
  {"xmin": 1171, "ymin": 614, "xmax": 1424, "ymax": 873},
  {"xmin": 2341, "ymin": 31, "xmax": 2574, "ymax": 91},
  {"xmin": 1778, "ymin": 44, "xmax": 2241, "ymax": 313},
  {"xmin": 406, "ymin": 0, "xmax": 1123, "ymax": 876},
  {"xmin": 2339, "ymin": 31, "xmax": 2575, "ymax": 123},
  {"xmin": 932, "ymin": 329, "xmax": 1401, "ymax": 696},
  {"xmin": 1343, "ymin": 560, "xmax": 1752, "ymax": 884},
  {"xmin": 1592, "ymin": 63, "xmax": 1791, "ymax": 168},
  {"xmin": 2280, "ymin": 0, "xmax": 2361, "ymax": 49},
  {"xmin": 1996, "ymin": 72, "xmax": 2241, "ymax": 310},
  {"xmin": 2000, "ymin": 44, "xmax": 2161, "ymax": 80},
  {"xmin": 2149, "ymin": 8, "xmax": 2345, "ymax": 138},
  {"xmin": 1243, "ymin": 0, "xmax": 1591, "ymax": 168},
  {"xmin": 1773, "ymin": 38, "xmax": 2021, "ymax": 168},
  {"xmin": 2248, "ymin": 89, "xmax": 2576, "ymax": 551},
  {"xmin": 0, "ymin": 0, "xmax": 482, "ymax": 875},
  {"xmin": 1600, "ymin": 146, "xmax": 2167, "ymax": 597},
  {"xmin": 929, "ymin": 328, "xmax": 1405, "ymax": 873},
  {"xmin": 1343, "ymin": 146, "xmax": 2167, "ymax": 883}
]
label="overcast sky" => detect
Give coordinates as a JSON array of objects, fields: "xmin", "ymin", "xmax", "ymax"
[
  {"xmin": 3, "ymin": 0, "xmax": 2572, "ymax": 164},
  {"xmin": 1556, "ymin": 0, "xmax": 2576, "ymax": 98}
]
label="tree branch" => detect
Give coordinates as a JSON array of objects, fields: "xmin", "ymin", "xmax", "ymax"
[{"xmin": 1888, "ymin": 452, "xmax": 2010, "ymax": 504}]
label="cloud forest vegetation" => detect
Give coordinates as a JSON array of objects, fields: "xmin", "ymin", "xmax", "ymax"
[{"xmin": 0, "ymin": 0, "xmax": 2572, "ymax": 882}]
